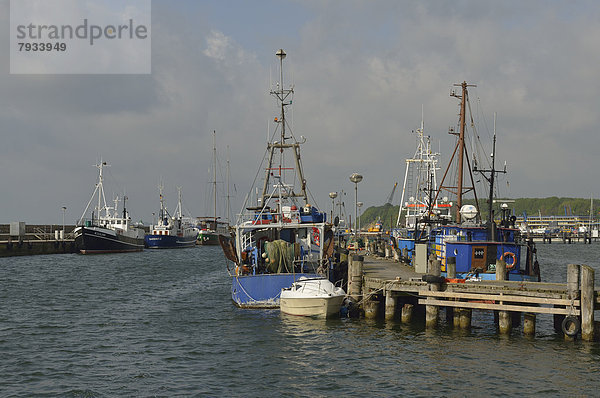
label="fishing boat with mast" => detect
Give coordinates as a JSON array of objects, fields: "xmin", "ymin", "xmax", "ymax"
[
  {"xmin": 145, "ymin": 185, "xmax": 197, "ymax": 249},
  {"xmin": 392, "ymin": 114, "xmax": 452, "ymax": 259},
  {"xmin": 219, "ymin": 49, "xmax": 335, "ymax": 308},
  {"xmin": 73, "ymin": 161, "xmax": 145, "ymax": 254},
  {"xmin": 423, "ymin": 82, "xmax": 540, "ymax": 281},
  {"xmin": 197, "ymin": 131, "xmax": 229, "ymax": 246}
]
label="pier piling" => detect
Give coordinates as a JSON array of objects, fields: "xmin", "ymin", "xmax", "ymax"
[
  {"xmin": 349, "ymin": 255, "xmax": 363, "ymax": 302},
  {"xmin": 425, "ymin": 256, "xmax": 441, "ymax": 328},
  {"xmin": 523, "ymin": 313, "xmax": 536, "ymax": 336},
  {"xmin": 401, "ymin": 303, "xmax": 413, "ymax": 323},
  {"xmin": 385, "ymin": 290, "xmax": 397, "ymax": 321},
  {"xmin": 459, "ymin": 309, "xmax": 472, "ymax": 329},
  {"xmin": 581, "ymin": 265, "xmax": 595, "ymax": 341},
  {"xmin": 364, "ymin": 299, "xmax": 379, "ymax": 319},
  {"xmin": 495, "ymin": 259, "xmax": 512, "ymax": 334},
  {"xmin": 446, "ymin": 257, "xmax": 456, "ymax": 323}
]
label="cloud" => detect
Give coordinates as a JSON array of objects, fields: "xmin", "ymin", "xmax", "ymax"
[{"xmin": 2, "ymin": 0, "xmax": 600, "ymax": 224}]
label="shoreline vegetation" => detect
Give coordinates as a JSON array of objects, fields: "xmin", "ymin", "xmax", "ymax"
[{"xmin": 360, "ymin": 197, "xmax": 600, "ymax": 230}]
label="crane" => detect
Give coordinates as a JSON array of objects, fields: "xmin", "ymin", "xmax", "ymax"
[{"xmin": 385, "ymin": 182, "xmax": 398, "ymax": 205}]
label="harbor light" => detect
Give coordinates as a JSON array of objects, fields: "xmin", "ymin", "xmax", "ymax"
[
  {"xmin": 329, "ymin": 192, "xmax": 338, "ymax": 223},
  {"xmin": 357, "ymin": 201, "xmax": 363, "ymax": 232},
  {"xmin": 61, "ymin": 206, "xmax": 67, "ymax": 240},
  {"xmin": 349, "ymin": 173, "xmax": 363, "ymax": 235}
]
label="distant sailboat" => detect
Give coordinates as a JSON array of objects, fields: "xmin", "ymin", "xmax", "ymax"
[{"xmin": 197, "ymin": 131, "xmax": 229, "ymax": 245}]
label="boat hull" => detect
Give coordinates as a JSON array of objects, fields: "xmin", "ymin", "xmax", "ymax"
[
  {"xmin": 280, "ymin": 295, "xmax": 345, "ymax": 318},
  {"xmin": 145, "ymin": 234, "xmax": 196, "ymax": 249},
  {"xmin": 232, "ymin": 273, "xmax": 321, "ymax": 308},
  {"xmin": 197, "ymin": 231, "xmax": 220, "ymax": 246},
  {"xmin": 74, "ymin": 226, "xmax": 144, "ymax": 254}
]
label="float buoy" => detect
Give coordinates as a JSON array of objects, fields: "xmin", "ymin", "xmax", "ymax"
[{"xmin": 501, "ymin": 252, "xmax": 516, "ymax": 269}]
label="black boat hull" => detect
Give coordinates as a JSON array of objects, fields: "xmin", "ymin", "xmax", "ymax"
[{"xmin": 74, "ymin": 226, "xmax": 144, "ymax": 254}]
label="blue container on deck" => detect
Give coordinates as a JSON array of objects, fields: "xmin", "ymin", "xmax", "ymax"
[{"xmin": 300, "ymin": 206, "xmax": 326, "ymax": 223}]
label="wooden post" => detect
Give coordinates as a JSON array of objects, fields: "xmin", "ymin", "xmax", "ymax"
[
  {"xmin": 401, "ymin": 303, "xmax": 413, "ymax": 324},
  {"xmin": 496, "ymin": 259, "xmax": 511, "ymax": 334},
  {"xmin": 425, "ymin": 302, "xmax": 438, "ymax": 328},
  {"xmin": 495, "ymin": 258, "xmax": 506, "ymax": 280},
  {"xmin": 447, "ymin": 257, "xmax": 457, "ymax": 278},
  {"xmin": 555, "ymin": 264, "xmax": 580, "ymax": 336},
  {"xmin": 446, "ymin": 257, "xmax": 456, "ymax": 323},
  {"xmin": 385, "ymin": 290, "xmax": 397, "ymax": 321},
  {"xmin": 385, "ymin": 244, "xmax": 391, "ymax": 259},
  {"xmin": 425, "ymin": 258, "xmax": 441, "ymax": 328},
  {"xmin": 431, "ymin": 259, "xmax": 441, "ymax": 277},
  {"xmin": 347, "ymin": 254, "xmax": 354, "ymax": 300},
  {"xmin": 350, "ymin": 255, "xmax": 364, "ymax": 303},
  {"xmin": 453, "ymin": 308, "xmax": 462, "ymax": 328},
  {"xmin": 567, "ymin": 264, "xmax": 580, "ymax": 300},
  {"xmin": 459, "ymin": 308, "xmax": 472, "ymax": 329},
  {"xmin": 364, "ymin": 299, "xmax": 379, "ymax": 319},
  {"xmin": 523, "ymin": 313, "xmax": 536, "ymax": 336},
  {"xmin": 581, "ymin": 264, "xmax": 595, "ymax": 341}
]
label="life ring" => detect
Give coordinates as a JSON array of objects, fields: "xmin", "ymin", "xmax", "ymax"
[
  {"xmin": 562, "ymin": 315, "xmax": 580, "ymax": 337},
  {"xmin": 501, "ymin": 251, "xmax": 516, "ymax": 269}
]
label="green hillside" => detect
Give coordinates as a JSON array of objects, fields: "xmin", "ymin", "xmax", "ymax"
[{"xmin": 360, "ymin": 197, "xmax": 600, "ymax": 230}]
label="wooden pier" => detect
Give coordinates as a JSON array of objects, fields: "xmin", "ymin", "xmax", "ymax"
[
  {"xmin": 527, "ymin": 231, "xmax": 597, "ymax": 244},
  {"xmin": 350, "ymin": 252, "xmax": 598, "ymax": 341}
]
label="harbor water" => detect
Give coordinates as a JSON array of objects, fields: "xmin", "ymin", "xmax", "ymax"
[{"xmin": 2, "ymin": 245, "xmax": 600, "ymax": 397}]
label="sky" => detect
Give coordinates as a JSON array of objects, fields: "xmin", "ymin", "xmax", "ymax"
[{"xmin": 2, "ymin": 0, "xmax": 600, "ymax": 225}]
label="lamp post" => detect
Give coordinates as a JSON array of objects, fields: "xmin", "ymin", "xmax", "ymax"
[
  {"xmin": 357, "ymin": 201, "xmax": 363, "ymax": 232},
  {"xmin": 329, "ymin": 192, "xmax": 338, "ymax": 223},
  {"xmin": 61, "ymin": 206, "xmax": 67, "ymax": 240},
  {"xmin": 349, "ymin": 173, "xmax": 363, "ymax": 236}
]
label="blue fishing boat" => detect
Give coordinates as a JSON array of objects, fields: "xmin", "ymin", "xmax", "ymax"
[
  {"xmin": 394, "ymin": 82, "xmax": 540, "ymax": 282},
  {"xmin": 219, "ymin": 49, "xmax": 334, "ymax": 308},
  {"xmin": 145, "ymin": 185, "xmax": 197, "ymax": 249}
]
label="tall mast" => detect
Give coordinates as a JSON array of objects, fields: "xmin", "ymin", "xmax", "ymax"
[
  {"xmin": 396, "ymin": 110, "xmax": 440, "ymax": 228},
  {"xmin": 437, "ymin": 81, "xmax": 477, "ymax": 223},
  {"xmin": 213, "ymin": 130, "xmax": 217, "ymax": 227},
  {"xmin": 177, "ymin": 186, "xmax": 183, "ymax": 219},
  {"xmin": 455, "ymin": 81, "xmax": 469, "ymax": 222},
  {"xmin": 226, "ymin": 145, "xmax": 231, "ymax": 224},
  {"xmin": 473, "ymin": 112, "xmax": 506, "ymax": 231},
  {"xmin": 260, "ymin": 49, "xmax": 308, "ymax": 208},
  {"xmin": 488, "ymin": 114, "xmax": 497, "ymax": 225},
  {"xmin": 159, "ymin": 180, "xmax": 165, "ymax": 221},
  {"xmin": 78, "ymin": 160, "xmax": 109, "ymax": 224}
]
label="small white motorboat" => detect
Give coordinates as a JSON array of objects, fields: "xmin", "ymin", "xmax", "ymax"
[{"xmin": 280, "ymin": 277, "xmax": 346, "ymax": 318}]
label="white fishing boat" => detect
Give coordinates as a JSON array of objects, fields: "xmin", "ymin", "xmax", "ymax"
[
  {"xmin": 74, "ymin": 160, "xmax": 145, "ymax": 254},
  {"xmin": 280, "ymin": 277, "xmax": 345, "ymax": 318}
]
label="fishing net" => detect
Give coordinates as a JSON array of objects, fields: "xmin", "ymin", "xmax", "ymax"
[{"xmin": 264, "ymin": 240, "xmax": 295, "ymax": 273}]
